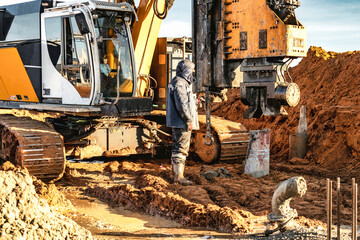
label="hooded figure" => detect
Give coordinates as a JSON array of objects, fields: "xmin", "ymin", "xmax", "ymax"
[{"xmin": 166, "ymin": 59, "xmax": 199, "ymax": 185}]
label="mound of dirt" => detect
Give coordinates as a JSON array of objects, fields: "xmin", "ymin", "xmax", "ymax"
[
  {"xmin": 0, "ymin": 161, "xmax": 74, "ymax": 214},
  {"xmin": 212, "ymin": 46, "xmax": 360, "ymax": 178},
  {"xmin": 104, "ymin": 161, "xmax": 121, "ymax": 173},
  {"xmin": 0, "ymin": 168, "xmax": 92, "ymax": 239},
  {"xmin": 32, "ymin": 178, "xmax": 74, "ymax": 214}
]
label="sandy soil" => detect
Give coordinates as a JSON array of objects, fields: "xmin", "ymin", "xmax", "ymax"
[{"xmin": 0, "ymin": 162, "xmax": 92, "ymax": 239}]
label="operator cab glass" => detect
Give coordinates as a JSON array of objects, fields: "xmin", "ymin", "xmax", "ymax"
[
  {"xmin": 94, "ymin": 11, "xmax": 135, "ymax": 99},
  {"xmin": 44, "ymin": 13, "xmax": 93, "ymax": 100}
]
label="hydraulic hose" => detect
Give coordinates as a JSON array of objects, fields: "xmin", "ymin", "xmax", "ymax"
[{"xmin": 153, "ymin": 0, "xmax": 174, "ymax": 20}]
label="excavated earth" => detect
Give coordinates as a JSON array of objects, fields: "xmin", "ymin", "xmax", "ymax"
[
  {"xmin": 62, "ymin": 160, "xmax": 330, "ymax": 238},
  {"xmin": 60, "ymin": 157, "xmax": 359, "ymax": 239},
  {"xmin": 0, "ymin": 162, "xmax": 92, "ymax": 240},
  {"xmin": 213, "ymin": 46, "xmax": 360, "ymax": 179}
]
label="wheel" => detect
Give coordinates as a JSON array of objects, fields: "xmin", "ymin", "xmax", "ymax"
[{"xmin": 194, "ymin": 130, "xmax": 220, "ymax": 164}]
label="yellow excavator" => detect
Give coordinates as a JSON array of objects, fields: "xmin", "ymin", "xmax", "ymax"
[{"xmin": 0, "ymin": 0, "xmax": 306, "ymax": 179}]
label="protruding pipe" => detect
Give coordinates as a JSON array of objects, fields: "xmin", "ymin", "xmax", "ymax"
[
  {"xmin": 337, "ymin": 177, "xmax": 341, "ymax": 240},
  {"xmin": 298, "ymin": 105, "xmax": 307, "ymax": 135},
  {"xmin": 268, "ymin": 177, "xmax": 307, "ymax": 228},
  {"xmin": 327, "ymin": 179, "xmax": 332, "ymax": 240},
  {"xmin": 289, "ymin": 105, "xmax": 308, "ymax": 159},
  {"xmin": 352, "ymin": 178, "xmax": 357, "ymax": 240}
]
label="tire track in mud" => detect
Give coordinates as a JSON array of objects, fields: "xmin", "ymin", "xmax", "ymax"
[
  {"xmin": 203, "ymin": 185, "xmax": 240, "ymax": 209},
  {"xmin": 86, "ymin": 173, "xmax": 253, "ymax": 234}
]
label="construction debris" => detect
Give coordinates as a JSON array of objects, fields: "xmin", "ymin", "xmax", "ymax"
[{"xmin": 200, "ymin": 165, "xmax": 232, "ymax": 180}]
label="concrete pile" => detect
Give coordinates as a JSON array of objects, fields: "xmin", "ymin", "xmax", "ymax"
[{"xmin": 0, "ymin": 168, "xmax": 92, "ymax": 240}]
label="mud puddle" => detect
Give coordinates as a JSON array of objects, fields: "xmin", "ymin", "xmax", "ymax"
[{"xmin": 65, "ymin": 193, "xmax": 236, "ymax": 239}]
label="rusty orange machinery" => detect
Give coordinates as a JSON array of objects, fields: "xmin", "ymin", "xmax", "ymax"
[
  {"xmin": 223, "ymin": 0, "xmax": 306, "ymax": 59},
  {"xmin": 193, "ymin": 0, "xmax": 307, "ymax": 119}
]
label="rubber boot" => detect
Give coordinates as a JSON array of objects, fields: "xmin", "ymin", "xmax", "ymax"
[
  {"xmin": 172, "ymin": 163, "xmax": 193, "ymax": 186},
  {"xmin": 170, "ymin": 163, "xmax": 175, "ymax": 181}
]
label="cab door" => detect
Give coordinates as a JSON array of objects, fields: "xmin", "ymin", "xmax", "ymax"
[{"xmin": 41, "ymin": 10, "xmax": 95, "ymax": 105}]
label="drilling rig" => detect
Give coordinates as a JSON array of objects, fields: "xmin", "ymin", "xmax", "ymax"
[{"xmin": 193, "ymin": 0, "xmax": 306, "ymax": 119}]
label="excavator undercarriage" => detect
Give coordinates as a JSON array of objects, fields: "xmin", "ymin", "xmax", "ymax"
[
  {"xmin": 195, "ymin": 116, "xmax": 249, "ymax": 163},
  {"xmin": 0, "ymin": 115, "xmax": 65, "ymax": 179}
]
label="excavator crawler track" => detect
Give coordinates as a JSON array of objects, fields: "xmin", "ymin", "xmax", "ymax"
[
  {"xmin": 0, "ymin": 115, "xmax": 65, "ymax": 180},
  {"xmin": 195, "ymin": 115, "xmax": 250, "ymax": 163}
]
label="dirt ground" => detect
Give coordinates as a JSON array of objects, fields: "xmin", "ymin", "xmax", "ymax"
[
  {"xmin": 0, "ymin": 158, "xmax": 347, "ymax": 239},
  {"xmin": 0, "ymin": 162, "xmax": 92, "ymax": 239},
  {"xmin": 58, "ymin": 160, "xmax": 330, "ymax": 235}
]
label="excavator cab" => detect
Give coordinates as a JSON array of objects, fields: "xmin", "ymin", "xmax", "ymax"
[
  {"xmin": 41, "ymin": 1, "xmax": 137, "ymax": 105},
  {"xmin": 93, "ymin": 9, "xmax": 135, "ymax": 98}
]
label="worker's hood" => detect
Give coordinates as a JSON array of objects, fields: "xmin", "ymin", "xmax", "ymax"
[{"xmin": 176, "ymin": 60, "xmax": 195, "ymax": 84}]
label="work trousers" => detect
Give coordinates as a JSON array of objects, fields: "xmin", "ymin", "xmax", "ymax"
[{"xmin": 171, "ymin": 128, "xmax": 192, "ymax": 165}]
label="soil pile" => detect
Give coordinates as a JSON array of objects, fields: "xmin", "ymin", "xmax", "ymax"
[
  {"xmin": 0, "ymin": 167, "xmax": 92, "ymax": 239},
  {"xmin": 32, "ymin": 178, "xmax": 74, "ymax": 214},
  {"xmin": 213, "ymin": 47, "xmax": 360, "ymax": 178}
]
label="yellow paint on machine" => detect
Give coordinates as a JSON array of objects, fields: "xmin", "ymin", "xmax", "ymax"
[
  {"xmin": 131, "ymin": 0, "xmax": 165, "ymax": 97},
  {"xmin": 0, "ymin": 48, "xmax": 39, "ymax": 102}
]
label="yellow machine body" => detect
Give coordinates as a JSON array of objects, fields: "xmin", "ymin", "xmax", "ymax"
[
  {"xmin": 132, "ymin": 0, "xmax": 165, "ymax": 97},
  {"xmin": 150, "ymin": 38, "xmax": 168, "ymax": 107},
  {"xmin": 106, "ymin": 29, "xmax": 118, "ymax": 72},
  {"xmin": 224, "ymin": 0, "xmax": 307, "ymax": 60},
  {"xmin": 0, "ymin": 48, "xmax": 39, "ymax": 102},
  {"xmin": 150, "ymin": 37, "xmax": 192, "ymax": 110}
]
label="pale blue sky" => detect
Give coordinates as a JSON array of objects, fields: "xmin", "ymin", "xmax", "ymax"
[{"xmin": 159, "ymin": 0, "xmax": 360, "ymax": 52}]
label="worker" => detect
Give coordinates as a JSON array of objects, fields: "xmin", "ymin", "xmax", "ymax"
[
  {"xmin": 100, "ymin": 56, "xmax": 112, "ymax": 77},
  {"xmin": 166, "ymin": 59, "xmax": 199, "ymax": 185}
]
